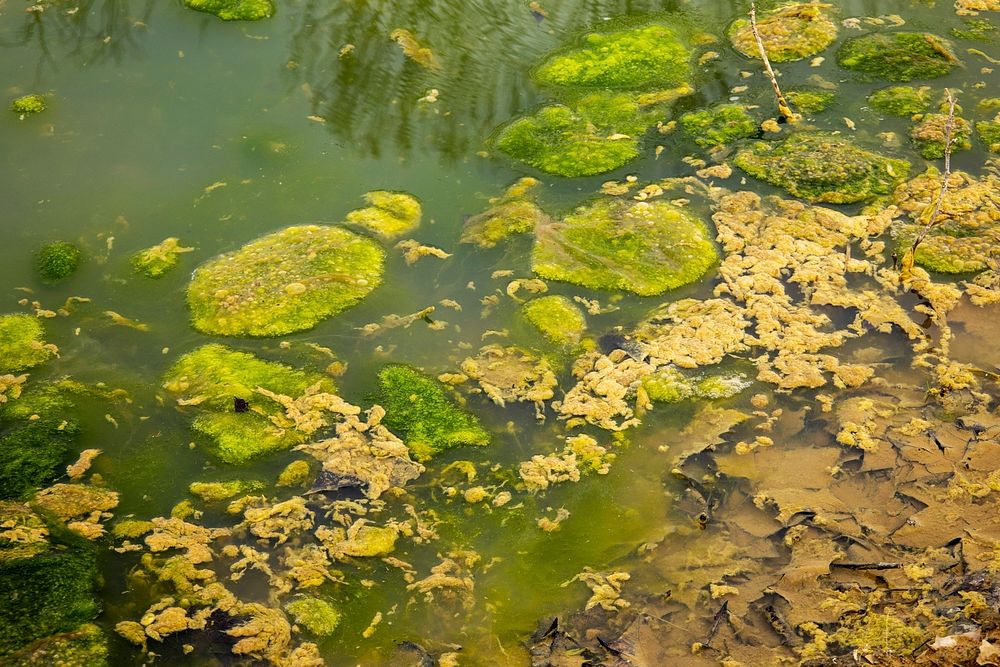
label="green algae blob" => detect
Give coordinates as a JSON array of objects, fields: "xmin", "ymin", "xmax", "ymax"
[
  {"xmin": 35, "ymin": 242, "xmax": 80, "ymax": 283},
  {"xmin": 532, "ymin": 198, "xmax": 718, "ymax": 296},
  {"xmin": 733, "ymin": 133, "xmax": 910, "ymax": 203},
  {"xmin": 785, "ymin": 88, "xmax": 836, "ymax": 115},
  {"xmin": 189, "ymin": 479, "xmax": 264, "ymax": 502},
  {"xmin": 679, "ymin": 104, "xmax": 758, "ymax": 147},
  {"xmin": 131, "ymin": 238, "xmax": 193, "ymax": 279},
  {"xmin": 10, "ymin": 94, "xmax": 45, "ymax": 115},
  {"xmin": 728, "ymin": 3, "xmax": 838, "ymax": 62},
  {"xmin": 345, "ymin": 191, "xmax": 421, "ymax": 240},
  {"xmin": 0, "ymin": 314, "xmax": 54, "ymax": 373},
  {"xmin": 163, "ymin": 344, "xmax": 336, "ymax": 464},
  {"xmin": 375, "ymin": 364, "xmax": 489, "ymax": 461},
  {"xmin": 978, "ymin": 118, "xmax": 1000, "ymax": 152},
  {"xmin": 534, "ymin": 23, "xmax": 692, "ymax": 91},
  {"xmin": 868, "ymin": 86, "xmax": 931, "ymax": 116},
  {"xmin": 0, "ymin": 387, "xmax": 78, "ymax": 500},
  {"xmin": 909, "ymin": 113, "xmax": 973, "ymax": 159},
  {"xmin": 1, "ymin": 623, "xmax": 107, "ymax": 665},
  {"xmin": 284, "ymin": 598, "xmax": 340, "ymax": 636},
  {"xmin": 0, "ymin": 504, "xmax": 100, "ymax": 655},
  {"xmin": 836, "ymin": 32, "xmax": 959, "ymax": 81},
  {"xmin": 183, "ymin": 0, "xmax": 273, "ymax": 21},
  {"xmin": 642, "ymin": 368, "xmax": 750, "ymax": 403},
  {"xmin": 522, "ymin": 295, "xmax": 586, "ymax": 346},
  {"xmin": 187, "ymin": 225, "xmax": 384, "ymax": 337},
  {"xmin": 461, "ymin": 178, "xmax": 550, "ymax": 248}
]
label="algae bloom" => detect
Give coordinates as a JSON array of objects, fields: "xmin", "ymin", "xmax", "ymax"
[
  {"xmin": 284, "ymin": 598, "xmax": 340, "ymax": 636},
  {"xmin": 131, "ymin": 238, "xmax": 194, "ymax": 278},
  {"xmin": 532, "ymin": 198, "xmax": 718, "ymax": 296},
  {"xmin": 10, "ymin": 94, "xmax": 46, "ymax": 115},
  {"xmin": 679, "ymin": 104, "xmax": 758, "ymax": 147},
  {"xmin": 868, "ymin": 86, "xmax": 931, "ymax": 117},
  {"xmin": 183, "ymin": 0, "xmax": 274, "ymax": 21},
  {"xmin": 0, "ymin": 314, "xmax": 55, "ymax": 373},
  {"xmin": 909, "ymin": 113, "xmax": 973, "ymax": 159},
  {"xmin": 728, "ymin": 3, "xmax": 838, "ymax": 63},
  {"xmin": 187, "ymin": 225, "xmax": 384, "ymax": 337},
  {"xmin": 836, "ymin": 32, "xmax": 960, "ymax": 81},
  {"xmin": 522, "ymin": 295, "xmax": 586, "ymax": 346},
  {"xmin": 345, "ymin": 190, "xmax": 422, "ymax": 239}
]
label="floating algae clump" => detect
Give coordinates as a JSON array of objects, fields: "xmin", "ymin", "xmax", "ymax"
[
  {"xmin": 0, "ymin": 503, "xmax": 100, "ymax": 655},
  {"xmin": 909, "ymin": 113, "xmax": 973, "ymax": 158},
  {"xmin": 728, "ymin": 3, "xmax": 838, "ymax": 62},
  {"xmin": 189, "ymin": 479, "xmax": 264, "ymax": 502},
  {"xmin": 461, "ymin": 178, "xmax": 551, "ymax": 248},
  {"xmin": 836, "ymin": 32, "xmax": 960, "ymax": 81},
  {"xmin": 733, "ymin": 133, "xmax": 909, "ymax": 203},
  {"xmin": 345, "ymin": 191, "xmax": 421, "ymax": 240},
  {"xmin": 187, "ymin": 225, "xmax": 384, "ymax": 337},
  {"xmin": 785, "ymin": 87, "xmax": 836, "ymax": 115},
  {"xmin": 679, "ymin": 104, "xmax": 758, "ymax": 147},
  {"xmin": 891, "ymin": 168, "xmax": 1000, "ymax": 273},
  {"xmin": 1, "ymin": 622, "xmax": 107, "ymax": 665},
  {"xmin": 163, "ymin": 344, "xmax": 338, "ymax": 464},
  {"xmin": 868, "ymin": 86, "xmax": 931, "ymax": 116},
  {"xmin": 641, "ymin": 367, "xmax": 750, "ymax": 403},
  {"xmin": 534, "ymin": 23, "xmax": 692, "ymax": 90},
  {"xmin": 532, "ymin": 198, "xmax": 718, "ymax": 295},
  {"xmin": 522, "ymin": 295, "xmax": 586, "ymax": 346},
  {"xmin": 0, "ymin": 314, "xmax": 55, "ymax": 373},
  {"xmin": 284, "ymin": 598, "xmax": 340, "ymax": 636},
  {"xmin": 10, "ymin": 94, "xmax": 45, "ymax": 115},
  {"xmin": 375, "ymin": 364, "xmax": 489, "ymax": 461},
  {"xmin": 979, "ymin": 117, "xmax": 1000, "ymax": 152},
  {"xmin": 460, "ymin": 345, "xmax": 558, "ymax": 410},
  {"xmin": 35, "ymin": 241, "xmax": 80, "ymax": 283},
  {"xmin": 183, "ymin": 0, "xmax": 273, "ymax": 21},
  {"xmin": 131, "ymin": 238, "xmax": 193, "ymax": 278}
]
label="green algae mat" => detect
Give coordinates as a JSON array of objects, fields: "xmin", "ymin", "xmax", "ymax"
[{"xmin": 2, "ymin": 1, "xmax": 1000, "ymax": 666}]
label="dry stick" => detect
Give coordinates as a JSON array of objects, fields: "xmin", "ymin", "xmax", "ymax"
[{"xmin": 749, "ymin": 0, "xmax": 796, "ymax": 122}]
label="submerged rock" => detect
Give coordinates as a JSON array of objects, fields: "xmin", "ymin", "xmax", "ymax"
[
  {"xmin": 345, "ymin": 190, "xmax": 421, "ymax": 240},
  {"xmin": 836, "ymin": 32, "xmax": 960, "ymax": 81},
  {"xmin": 0, "ymin": 314, "xmax": 56, "ymax": 373},
  {"xmin": 891, "ymin": 168, "xmax": 1000, "ymax": 273},
  {"xmin": 909, "ymin": 112, "xmax": 973, "ymax": 158},
  {"xmin": 679, "ymin": 104, "xmax": 758, "ymax": 147},
  {"xmin": 187, "ymin": 225, "xmax": 384, "ymax": 337},
  {"xmin": 522, "ymin": 295, "xmax": 586, "ymax": 346},
  {"xmin": 733, "ymin": 133, "xmax": 910, "ymax": 203},
  {"xmin": 461, "ymin": 178, "xmax": 551, "ymax": 248},
  {"xmin": 183, "ymin": 0, "xmax": 274, "ymax": 21},
  {"xmin": 532, "ymin": 198, "xmax": 718, "ymax": 295},
  {"xmin": 867, "ymin": 85, "xmax": 931, "ymax": 116},
  {"xmin": 131, "ymin": 238, "xmax": 193, "ymax": 278},
  {"xmin": 728, "ymin": 3, "xmax": 838, "ymax": 62},
  {"xmin": 376, "ymin": 364, "xmax": 489, "ymax": 461},
  {"xmin": 35, "ymin": 241, "xmax": 80, "ymax": 283}
]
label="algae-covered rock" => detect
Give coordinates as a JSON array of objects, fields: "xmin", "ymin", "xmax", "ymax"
[
  {"xmin": 183, "ymin": 0, "xmax": 273, "ymax": 21},
  {"xmin": 978, "ymin": 117, "xmax": 1000, "ymax": 152},
  {"xmin": 187, "ymin": 225, "xmax": 384, "ymax": 337},
  {"xmin": 909, "ymin": 113, "xmax": 973, "ymax": 158},
  {"xmin": 284, "ymin": 598, "xmax": 340, "ymax": 636},
  {"xmin": 891, "ymin": 169, "xmax": 1000, "ymax": 273},
  {"xmin": 868, "ymin": 86, "xmax": 931, "ymax": 116},
  {"xmin": 0, "ymin": 314, "xmax": 55, "ymax": 373},
  {"xmin": 461, "ymin": 178, "xmax": 551, "ymax": 248},
  {"xmin": 345, "ymin": 191, "xmax": 421, "ymax": 240},
  {"xmin": 131, "ymin": 238, "xmax": 193, "ymax": 278},
  {"xmin": 522, "ymin": 295, "xmax": 586, "ymax": 346},
  {"xmin": 532, "ymin": 198, "xmax": 718, "ymax": 295},
  {"xmin": 35, "ymin": 242, "xmax": 80, "ymax": 283},
  {"xmin": 0, "ymin": 503, "xmax": 100, "ymax": 655},
  {"xmin": 836, "ymin": 32, "xmax": 960, "ymax": 81},
  {"xmin": 679, "ymin": 104, "xmax": 758, "ymax": 147},
  {"xmin": 375, "ymin": 364, "xmax": 489, "ymax": 461},
  {"xmin": 733, "ymin": 133, "xmax": 910, "ymax": 203},
  {"xmin": 534, "ymin": 23, "xmax": 692, "ymax": 91},
  {"xmin": 0, "ymin": 623, "xmax": 107, "ymax": 666},
  {"xmin": 728, "ymin": 3, "xmax": 838, "ymax": 62},
  {"xmin": 189, "ymin": 480, "xmax": 264, "ymax": 502},
  {"xmin": 0, "ymin": 390, "xmax": 79, "ymax": 500},
  {"xmin": 10, "ymin": 94, "xmax": 45, "ymax": 115},
  {"xmin": 785, "ymin": 88, "xmax": 836, "ymax": 115}
]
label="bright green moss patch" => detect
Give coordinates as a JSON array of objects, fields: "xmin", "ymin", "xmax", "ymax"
[
  {"xmin": 345, "ymin": 191, "xmax": 422, "ymax": 239},
  {"xmin": 131, "ymin": 238, "xmax": 193, "ymax": 278},
  {"xmin": 868, "ymin": 86, "xmax": 931, "ymax": 116},
  {"xmin": 1, "ymin": 623, "xmax": 107, "ymax": 666},
  {"xmin": 729, "ymin": 3, "xmax": 838, "ymax": 62},
  {"xmin": 189, "ymin": 479, "xmax": 264, "ymax": 502},
  {"xmin": 785, "ymin": 88, "xmax": 836, "ymax": 115},
  {"xmin": 111, "ymin": 519, "xmax": 154, "ymax": 539},
  {"xmin": 35, "ymin": 242, "xmax": 80, "ymax": 283},
  {"xmin": 733, "ymin": 133, "xmax": 910, "ymax": 203},
  {"xmin": 10, "ymin": 94, "xmax": 45, "ymax": 115},
  {"xmin": 534, "ymin": 23, "xmax": 692, "ymax": 91},
  {"xmin": 461, "ymin": 178, "xmax": 550, "ymax": 248},
  {"xmin": 183, "ymin": 0, "xmax": 273, "ymax": 21},
  {"xmin": 0, "ymin": 314, "xmax": 54, "ymax": 373},
  {"xmin": 531, "ymin": 198, "xmax": 718, "ymax": 295},
  {"xmin": 909, "ymin": 113, "xmax": 972, "ymax": 159},
  {"xmin": 187, "ymin": 225, "xmax": 384, "ymax": 337},
  {"xmin": 284, "ymin": 598, "xmax": 340, "ymax": 636},
  {"xmin": 978, "ymin": 117, "xmax": 1000, "ymax": 152},
  {"xmin": 836, "ymin": 32, "xmax": 960, "ymax": 81},
  {"xmin": 641, "ymin": 368, "xmax": 750, "ymax": 403},
  {"xmin": 679, "ymin": 104, "xmax": 758, "ymax": 147},
  {"xmin": 522, "ymin": 295, "xmax": 586, "ymax": 346},
  {"xmin": 276, "ymin": 460, "xmax": 311, "ymax": 487},
  {"xmin": 376, "ymin": 364, "xmax": 489, "ymax": 461}
]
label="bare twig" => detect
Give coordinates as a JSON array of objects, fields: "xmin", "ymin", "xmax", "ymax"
[
  {"xmin": 901, "ymin": 89, "xmax": 956, "ymax": 278},
  {"xmin": 749, "ymin": 0, "xmax": 797, "ymax": 122}
]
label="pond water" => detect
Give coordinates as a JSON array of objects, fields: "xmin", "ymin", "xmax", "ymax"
[{"xmin": 1, "ymin": 0, "xmax": 999, "ymax": 665}]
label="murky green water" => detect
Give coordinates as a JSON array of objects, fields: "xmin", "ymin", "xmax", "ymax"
[{"xmin": 2, "ymin": 0, "xmax": 999, "ymax": 665}]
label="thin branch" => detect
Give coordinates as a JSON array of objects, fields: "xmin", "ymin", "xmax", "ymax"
[{"xmin": 749, "ymin": 0, "xmax": 797, "ymax": 122}]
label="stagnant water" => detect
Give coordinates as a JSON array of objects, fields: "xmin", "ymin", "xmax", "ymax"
[{"xmin": 2, "ymin": 0, "xmax": 999, "ymax": 665}]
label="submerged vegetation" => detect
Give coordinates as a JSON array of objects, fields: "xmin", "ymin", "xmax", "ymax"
[
  {"xmin": 182, "ymin": 0, "xmax": 274, "ymax": 21},
  {"xmin": 836, "ymin": 32, "xmax": 960, "ymax": 81},
  {"xmin": 35, "ymin": 242, "xmax": 80, "ymax": 283}
]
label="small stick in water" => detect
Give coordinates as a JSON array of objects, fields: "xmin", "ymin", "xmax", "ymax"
[{"xmin": 749, "ymin": 0, "xmax": 798, "ymax": 122}]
